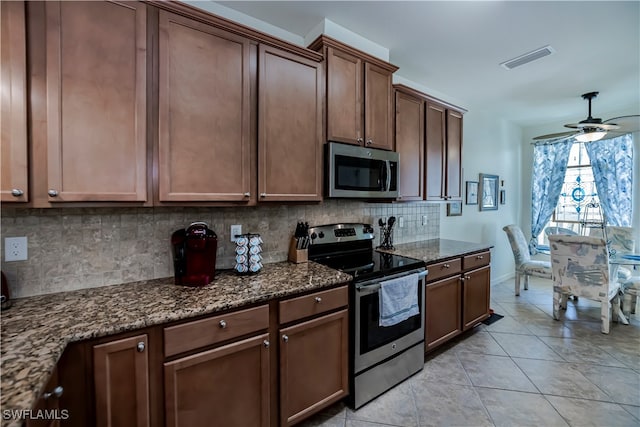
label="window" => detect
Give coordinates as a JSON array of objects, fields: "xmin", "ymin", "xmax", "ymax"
[{"xmin": 538, "ymin": 142, "xmax": 602, "ymax": 245}]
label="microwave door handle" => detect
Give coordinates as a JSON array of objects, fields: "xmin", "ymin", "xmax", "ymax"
[{"xmin": 385, "ymin": 160, "xmax": 392, "ymax": 191}]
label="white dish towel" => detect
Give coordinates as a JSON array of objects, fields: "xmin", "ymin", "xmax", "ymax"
[{"xmin": 379, "ymin": 273, "xmax": 420, "ymax": 327}]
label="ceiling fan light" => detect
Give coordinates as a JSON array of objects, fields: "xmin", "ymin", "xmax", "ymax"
[{"xmin": 575, "ymin": 131, "xmax": 606, "ymax": 143}]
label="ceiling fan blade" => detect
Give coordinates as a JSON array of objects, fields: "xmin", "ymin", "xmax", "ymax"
[
  {"xmin": 532, "ymin": 130, "xmax": 578, "ymax": 141},
  {"xmin": 603, "ymin": 115, "xmax": 640, "ymax": 133}
]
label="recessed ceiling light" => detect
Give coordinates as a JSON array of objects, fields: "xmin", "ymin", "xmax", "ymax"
[{"xmin": 500, "ymin": 45, "xmax": 555, "ymax": 70}]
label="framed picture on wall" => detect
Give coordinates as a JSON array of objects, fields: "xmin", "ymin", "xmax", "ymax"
[
  {"xmin": 479, "ymin": 173, "xmax": 499, "ymax": 211},
  {"xmin": 447, "ymin": 201, "xmax": 462, "ymax": 216},
  {"xmin": 466, "ymin": 181, "xmax": 478, "ymax": 205}
]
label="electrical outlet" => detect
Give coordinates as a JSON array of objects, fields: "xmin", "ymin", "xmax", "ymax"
[
  {"xmin": 5, "ymin": 237, "xmax": 28, "ymax": 262},
  {"xmin": 398, "ymin": 217, "xmax": 404, "ymax": 228},
  {"xmin": 230, "ymin": 225, "xmax": 242, "ymax": 242},
  {"xmin": 422, "ymin": 215, "xmax": 428, "ymax": 226}
]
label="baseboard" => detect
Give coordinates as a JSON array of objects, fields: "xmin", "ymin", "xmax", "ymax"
[{"xmin": 491, "ymin": 272, "xmax": 515, "ymax": 285}]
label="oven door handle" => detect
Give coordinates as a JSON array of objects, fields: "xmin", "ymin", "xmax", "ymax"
[{"xmin": 356, "ymin": 269, "xmax": 427, "ymax": 292}]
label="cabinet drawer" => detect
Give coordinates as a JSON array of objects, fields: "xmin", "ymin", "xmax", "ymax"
[
  {"xmin": 279, "ymin": 286, "xmax": 348, "ymax": 325},
  {"xmin": 426, "ymin": 258, "xmax": 462, "ymax": 282},
  {"xmin": 463, "ymin": 251, "xmax": 490, "ymax": 271},
  {"xmin": 164, "ymin": 305, "xmax": 269, "ymax": 357}
]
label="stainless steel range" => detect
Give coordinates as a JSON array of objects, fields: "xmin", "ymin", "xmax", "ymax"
[{"xmin": 308, "ymin": 223, "xmax": 427, "ymax": 408}]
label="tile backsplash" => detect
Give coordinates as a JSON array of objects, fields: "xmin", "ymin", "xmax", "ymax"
[{"xmin": 0, "ymin": 200, "xmax": 439, "ymax": 298}]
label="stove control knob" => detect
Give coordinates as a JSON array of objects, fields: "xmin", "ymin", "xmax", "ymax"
[
  {"xmin": 310, "ymin": 232, "xmax": 318, "ymax": 240},
  {"xmin": 318, "ymin": 232, "xmax": 325, "ymax": 239}
]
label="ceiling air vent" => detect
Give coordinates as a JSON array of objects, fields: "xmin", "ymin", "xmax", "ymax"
[{"xmin": 500, "ymin": 45, "xmax": 555, "ymax": 70}]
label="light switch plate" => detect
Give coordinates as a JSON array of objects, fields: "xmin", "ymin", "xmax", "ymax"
[
  {"xmin": 5, "ymin": 237, "xmax": 28, "ymax": 262},
  {"xmin": 230, "ymin": 225, "xmax": 242, "ymax": 242}
]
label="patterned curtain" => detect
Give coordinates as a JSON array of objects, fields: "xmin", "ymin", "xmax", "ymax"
[
  {"xmin": 585, "ymin": 134, "xmax": 634, "ymax": 226},
  {"xmin": 530, "ymin": 141, "xmax": 572, "ymax": 254}
]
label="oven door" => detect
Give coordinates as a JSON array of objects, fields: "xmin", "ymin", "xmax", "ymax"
[{"xmin": 353, "ymin": 268, "xmax": 427, "ymax": 373}]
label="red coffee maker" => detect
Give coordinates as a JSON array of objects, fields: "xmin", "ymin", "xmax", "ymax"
[{"xmin": 171, "ymin": 222, "xmax": 217, "ymax": 286}]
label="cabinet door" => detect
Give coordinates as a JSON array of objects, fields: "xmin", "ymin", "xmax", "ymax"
[
  {"xmin": 27, "ymin": 367, "xmax": 61, "ymax": 427},
  {"xmin": 158, "ymin": 11, "xmax": 252, "ymax": 202},
  {"xmin": 45, "ymin": 1, "xmax": 147, "ymax": 202},
  {"xmin": 94, "ymin": 334, "xmax": 150, "ymax": 427},
  {"xmin": 326, "ymin": 47, "xmax": 362, "ymax": 145},
  {"xmin": 445, "ymin": 110, "xmax": 463, "ymax": 200},
  {"xmin": 364, "ymin": 62, "xmax": 394, "ymax": 151},
  {"xmin": 463, "ymin": 265, "xmax": 491, "ymax": 330},
  {"xmin": 258, "ymin": 45, "xmax": 322, "ymax": 201},
  {"xmin": 425, "ymin": 101, "xmax": 446, "ymax": 201},
  {"xmin": 1, "ymin": 1, "xmax": 28, "ymax": 202},
  {"xmin": 394, "ymin": 90, "xmax": 424, "ymax": 201},
  {"xmin": 164, "ymin": 333, "xmax": 270, "ymax": 427},
  {"xmin": 280, "ymin": 310, "xmax": 348, "ymax": 426},
  {"xmin": 425, "ymin": 275, "xmax": 462, "ymax": 350}
]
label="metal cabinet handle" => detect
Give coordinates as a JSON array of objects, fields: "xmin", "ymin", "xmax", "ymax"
[
  {"xmin": 11, "ymin": 189, "xmax": 23, "ymax": 197},
  {"xmin": 43, "ymin": 386, "xmax": 63, "ymax": 400},
  {"xmin": 282, "ymin": 335, "xmax": 289, "ymax": 342},
  {"xmin": 219, "ymin": 320, "xmax": 227, "ymax": 329},
  {"xmin": 243, "ymin": 192, "xmax": 250, "ymax": 197},
  {"xmin": 315, "ymin": 297, "xmax": 322, "ymax": 303},
  {"xmin": 263, "ymin": 340, "xmax": 270, "ymax": 348},
  {"xmin": 443, "ymin": 264, "xmax": 450, "ymax": 268},
  {"xmin": 260, "ymin": 193, "xmax": 267, "ymax": 198},
  {"xmin": 476, "ymin": 255, "xmax": 484, "ymax": 259},
  {"xmin": 357, "ymin": 137, "xmax": 363, "ymax": 144},
  {"xmin": 48, "ymin": 189, "xmax": 59, "ymax": 197},
  {"xmin": 136, "ymin": 342, "xmax": 145, "ymax": 352},
  {"xmin": 465, "ymin": 275, "xmax": 471, "ymax": 280},
  {"xmin": 460, "ymin": 277, "xmax": 465, "ymax": 282},
  {"xmin": 366, "ymin": 138, "xmax": 373, "ymax": 145}
]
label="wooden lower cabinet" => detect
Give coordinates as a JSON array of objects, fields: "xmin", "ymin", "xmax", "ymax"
[
  {"xmin": 462, "ymin": 265, "xmax": 491, "ymax": 330},
  {"xmin": 93, "ymin": 334, "xmax": 151, "ymax": 427},
  {"xmin": 26, "ymin": 367, "xmax": 62, "ymax": 427},
  {"xmin": 425, "ymin": 251, "xmax": 491, "ymax": 352},
  {"xmin": 425, "ymin": 276, "xmax": 462, "ymax": 350},
  {"xmin": 164, "ymin": 333, "xmax": 270, "ymax": 427},
  {"xmin": 279, "ymin": 309, "xmax": 349, "ymax": 426}
]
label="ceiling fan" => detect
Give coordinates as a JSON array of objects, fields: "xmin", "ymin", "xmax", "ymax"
[{"xmin": 532, "ymin": 91, "xmax": 640, "ymax": 143}]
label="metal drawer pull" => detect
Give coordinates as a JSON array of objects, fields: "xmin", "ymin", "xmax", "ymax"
[
  {"xmin": 43, "ymin": 386, "xmax": 63, "ymax": 400},
  {"xmin": 263, "ymin": 340, "xmax": 270, "ymax": 348},
  {"xmin": 11, "ymin": 189, "xmax": 23, "ymax": 197},
  {"xmin": 466, "ymin": 275, "xmax": 471, "ymax": 280},
  {"xmin": 282, "ymin": 335, "xmax": 289, "ymax": 342},
  {"xmin": 476, "ymin": 255, "xmax": 484, "ymax": 259},
  {"xmin": 315, "ymin": 297, "xmax": 322, "ymax": 303},
  {"xmin": 443, "ymin": 264, "xmax": 450, "ymax": 268},
  {"xmin": 243, "ymin": 192, "xmax": 250, "ymax": 197},
  {"xmin": 260, "ymin": 193, "xmax": 267, "ymax": 198},
  {"xmin": 48, "ymin": 189, "xmax": 59, "ymax": 197},
  {"xmin": 219, "ymin": 320, "xmax": 227, "ymax": 329},
  {"xmin": 137, "ymin": 342, "xmax": 145, "ymax": 352}
]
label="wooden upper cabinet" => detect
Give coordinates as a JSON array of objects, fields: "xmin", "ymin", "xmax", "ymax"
[
  {"xmin": 446, "ymin": 110, "xmax": 463, "ymax": 200},
  {"xmin": 425, "ymin": 101, "xmax": 446, "ymax": 201},
  {"xmin": 1, "ymin": 1, "xmax": 29, "ymax": 203},
  {"xmin": 425, "ymin": 100, "xmax": 464, "ymax": 201},
  {"xmin": 325, "ymin": 47, "xmax": 362, "ymax": 145},
  {"xmin": 157, "ymin": 11, "xmax": 253, "ymax": 202},
  {"xmin": 394, "ymin": 89, "xmax": 424, "ymax": 201},
  {"xmin": 94, "ymin": 334, "xmax": 150, "ymax": 427},
  {"xmin": 364, "ymin": 62, "xmax": 394, "ymax": 150},
  {"xmin": 258, "ymin": 45, "xmax": 322, "ymax": 202},
  {"xmin": 45, "ymin": 1, "xmax": 147, "ymax": 202},
  {"xmin": 309, "ymin": 36, "xmax": 397, "ymax": 151}
]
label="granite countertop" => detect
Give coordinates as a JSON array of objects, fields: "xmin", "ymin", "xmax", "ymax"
[
  {"xmin": 0, "ymin": 261, "xmax": 352, "ymax": 425},
  {"xmin": 379, "ymin": 238, "xmax": 492, "ymax": 263}
]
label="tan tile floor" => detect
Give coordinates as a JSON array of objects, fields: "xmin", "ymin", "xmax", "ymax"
[{"xmin": 300, "ymin": 276, "xmax": 640, "ymax": 427}]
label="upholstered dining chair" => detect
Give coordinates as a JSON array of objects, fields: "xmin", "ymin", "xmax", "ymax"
[
  {"xmin": 607, "ymin": 226, "xmax": 639, "ymax": 317},
  {"xmin": 502, "ymin": 225, "xmax": 552, "ymax": 296},
  {"xmin": 548, "ymin": 234, "xmax": 628, "ymax": 334}
]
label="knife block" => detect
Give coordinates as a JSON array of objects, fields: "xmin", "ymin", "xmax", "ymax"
[{"xmin": 288, "ymin": 237, "xmax": 308, "ymax": 264}]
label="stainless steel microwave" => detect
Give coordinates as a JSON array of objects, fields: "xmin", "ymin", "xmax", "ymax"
[{"xmin": 326, "ymin": 142, "xmax": 399, "ymax": 199}]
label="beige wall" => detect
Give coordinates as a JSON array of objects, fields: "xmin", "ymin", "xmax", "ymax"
[{"xmin": 0, "ymin": 201, "xmax": 439, "ymax": 298}]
